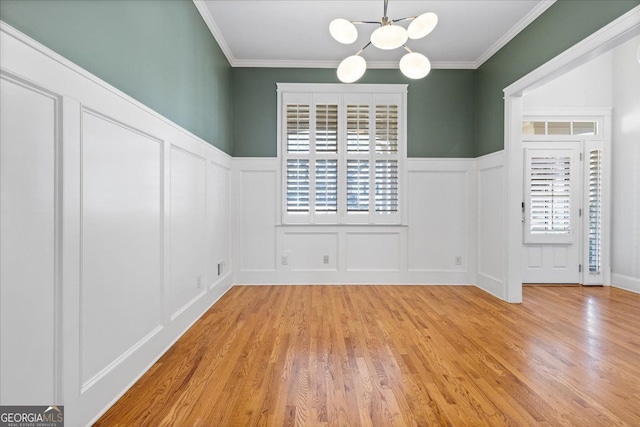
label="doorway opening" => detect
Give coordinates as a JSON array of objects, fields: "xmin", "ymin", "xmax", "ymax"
[{"xmin": 501, "ymin": 7, "xmax": 639, "ymax": 302}]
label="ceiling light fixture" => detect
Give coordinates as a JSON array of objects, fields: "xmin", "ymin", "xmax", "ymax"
[{"xmin": 330, "ymin": 0, "xmax": 437, "ymax": 83}]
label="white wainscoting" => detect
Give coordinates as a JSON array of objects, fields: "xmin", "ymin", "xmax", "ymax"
[
  {"xmin": 80, "ymin": 108, "xmax": 164, "ymax": 392},
  {"xmin": 0, "ymin": 72, "xmax": 59, "ymax": 406},
  {"xmin": 234, "ymin": 158, "xmax": 476, "ymax": 285},
  {"xmin": 407, "ymin": 159, "xmax": 475, "ymax": 282},
  {"xmin": 168, "ymin": 146, "xmax": 208, "ymax": 320},
  {"xmin": 234, "ymin": 160, "xmax": 279, "ymax": 274},
  {"xmin": 0, "ymin": 22, "xmax": 233, "ymax": 426},
  {"xmin": 476, "ymin": 151, "xmax": 506, "ymax": 299}
]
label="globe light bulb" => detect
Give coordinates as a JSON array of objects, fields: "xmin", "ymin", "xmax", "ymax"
[
  {"xmin": 329, "ymin": 19, "xmax": 358, "ymax": 44},
  {"xmin": 337, "ymin": 55, "xmax": 367, "ymax": 83},
  {"xmin": 408, "ymin": 12, "xmax": 438, "ymax": 39},
  {"xmin": 399, "ymin": 52, "xmax": 431, "ymax": 79},
  {"xmin": 370, "ymin": 24, "xmax": 408, "ymax": 50}
]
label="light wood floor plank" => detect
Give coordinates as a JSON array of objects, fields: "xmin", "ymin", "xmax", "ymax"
[{"xmin": 95, "ymin": 285, "xmax": 640, "ymax": 426}]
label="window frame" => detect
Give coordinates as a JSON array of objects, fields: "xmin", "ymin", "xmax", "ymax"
[{"xmin": 277, "ymin": 83, "xmax": 407, "ymax": 226}]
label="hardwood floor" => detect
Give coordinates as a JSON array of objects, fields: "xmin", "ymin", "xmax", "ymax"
[{"xmin": 95, "ymin": 285, "xmax": 640, "ymax": 426}]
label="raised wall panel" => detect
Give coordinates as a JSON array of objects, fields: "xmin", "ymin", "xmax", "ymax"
[
  {"xmin": 169, "ymin": 146, "xmax": 207, "ymax": 318},
  {"xmin": 478, "ymin": 164, "xmax": 504, "ymax": 282},
  {"xmin": 240, "ymin": 170, "xmax": 277, "ymax": 271},
  {"xmin": 346, "ymin": 233, "xmax": 401, "ymax": 271},
  {"xmin": 408, "ymin": 171, "xmax": 468, "ymax": 271},
  {"xmin": 207, "ymin": 161, "xmax": 231, "ymax": 284},
  {"xmin": 284, "ymin": 233, "xmax": 338, "ymax": 271},
  {"xmin": 80, "ymin": 110, "xmax": 163, "ymax": 389},
  {"xmin": 0, "ymin": 77, "xmax": 57, "ymax": 405}
]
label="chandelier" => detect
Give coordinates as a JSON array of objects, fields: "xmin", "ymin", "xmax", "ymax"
[{"xmin": 330, "ymin": 0, "xmax": 438, "ymax": 83}]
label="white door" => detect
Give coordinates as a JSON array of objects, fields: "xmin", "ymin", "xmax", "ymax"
[{"xmin": 522, "ymin": 142, "xmax": 581, "ymax": 283}]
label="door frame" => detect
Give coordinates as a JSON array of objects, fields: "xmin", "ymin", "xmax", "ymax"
[
  {"xmin": 501, "ymin": 6, "xmax": 640, "ymax": 302},
  {"xmin": 520, "ymin": 120, "xmax": 611, "ymax": 285}
]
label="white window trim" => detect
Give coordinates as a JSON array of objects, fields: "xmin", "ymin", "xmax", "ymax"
[{"xmin": 277, "ymin": 83, "xmax": 408, "ymax": 226}]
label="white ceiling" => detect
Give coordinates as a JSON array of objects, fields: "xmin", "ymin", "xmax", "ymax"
[{"xmin": 195, "ymin": 0, "xmax": 555, "ymax": 69}]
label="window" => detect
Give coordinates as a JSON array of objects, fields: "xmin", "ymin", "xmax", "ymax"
[
  {"xmin": 524, "ymin": 147, "xmax": 579, "ymax": 244},
  {"xmin": 278, "ymin": 84, "xmax": 406, "ymax": 224},
  {"xmin": 522, "ymin": 119, "xmax": 599, "ymax": 136},
  {"xmin": 529, "ymin": 155, "xmax": 572, "ymax": 235},
  {"xmin": 588, "ymin": 148, "xmax": 602, "ymax": 274}
]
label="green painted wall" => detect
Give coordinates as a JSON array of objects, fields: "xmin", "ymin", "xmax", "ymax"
[
  {"xmin": 232, "ymin": 68, "xmax": 475, "ymax": 158},
  {"xmin": 475, "ymin": 0, "xmax": 639, "ymax": 156},
  {"xmin": 3, "ymin": 0, "xmax": 636, "ymax": 158},
  {"xmin": 0, "ymin": 0, "xmax": 233, "ymax": 154}
]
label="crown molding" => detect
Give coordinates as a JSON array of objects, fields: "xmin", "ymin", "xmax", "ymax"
[
  {"xmin": 233, "ymin": 59, "xmax": 340, "ymax": 69},
  {"xmin": 431, "ymin": 61, "xmax": 477, "ymax": 70},
  {"xmin": 474, "ymin": 0, "xmax": 556, "ymax": 68},
  {"xmin": 232, "ymin": 59, "xmax": 476, "ymax": 70},
  {"xmin": 193, "ymin": 0, "xmax": 237, "ymax": 66}
]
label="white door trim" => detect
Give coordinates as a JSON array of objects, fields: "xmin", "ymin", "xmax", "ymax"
[{"xmin": 502, "ymin": 6, "xmax": 640, "ymax": 302}]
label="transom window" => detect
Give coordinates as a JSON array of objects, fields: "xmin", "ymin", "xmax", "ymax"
[
  {"xmin": 522, "ymin": 119, "xmax": 600, "ymax": 136},
  {"xmin": 278, "ymin": 83, "xmax": 407, "ymax": 225}
]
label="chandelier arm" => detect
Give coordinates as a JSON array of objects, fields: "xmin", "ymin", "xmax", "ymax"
[
  {"xmin": 352, "ymin": 21, "xmax": 382, "ymax": 25},
  {"xmin": 356, "ymin": 41, "xmax": 373, "ymax": 56},
  {"xmin": 392, "ymin": 16, "xmax": 417, "ymax": 23},
  {"xmin": 402, "ymin": 45, "xmax": 413, "ymax": 53}
]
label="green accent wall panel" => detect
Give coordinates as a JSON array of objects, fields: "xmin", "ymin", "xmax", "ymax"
[
  {"xmin": 232, "ymin": 68, "xmax": 475, "ymax": 158},
  {"xmin": 0, "ymin": 0, "xmax": 233, "ymax": 154},
  {"xmin": 475, "ymin": 0, "xmax": 639, "ymax": 156}
]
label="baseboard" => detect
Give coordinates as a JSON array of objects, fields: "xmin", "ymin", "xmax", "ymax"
[
  {"xmin": 611, "ymin": 273, "xmax": 640, "ymax": 294},
  {"xmin": 476, "ymin": 273, "xmax": 505, "ymax": 300}
]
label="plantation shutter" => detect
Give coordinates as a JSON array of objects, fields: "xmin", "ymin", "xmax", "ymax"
[
  {"xmin": 286, "ymin": 104, "xmax": 310, "ymax": 153},
  {"xmin": 279, "ymin": 85, "xmax": 406, "ymax": 225},
  {"xmin": 346, "ymin": 160, "xmax": 370, "ymax": 212},
  {"xmin": 524, "ymin": 147, "xmax": 578, "ymax": 244},
  {"xmin": 588, "ymin": 148, "xmax": 603, "ymax": 275},
  {"xmin": 375, "ymin": 160, "xmax": 398, "ymax": 212},
  {"xmin": 375, "ymin": 105, "xmax": 398, "ymax": 154},
  {"xmin": 374, "ymin": 104, "xmax": 399, "ymax": 214},
  {"xmin": 285, "ymin": 101, "xmax": 311, "ymax": 214},
  {"xmin": 530, "ymin": 156, "xmax": 571, "ymax": 234},
  {"xmin": 315, "ymin": 159, "xmax": 337, "ymax": 212},
  {"xmin": 315, "ymin": 104, "xmax": 338, "ymax": 153},
  {"xmin": 286, "ymin": 159, "xmax": 309, "ymax": 212},
  {"xmin": 283, "ymin": 93, "xmax": 340, "ymax": 223},
  {"xmin": 347, "ymin": 105, "xmax": 370, "ymax": 153}
]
